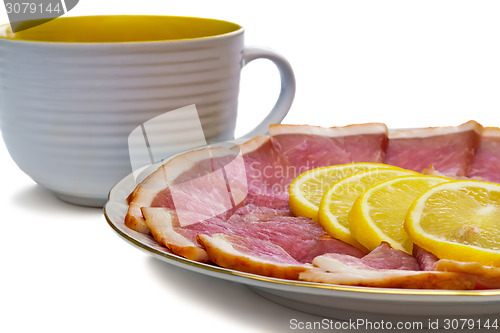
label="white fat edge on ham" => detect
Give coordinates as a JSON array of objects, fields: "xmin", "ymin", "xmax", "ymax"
[
  {"xmin": 299, "ymin": 254, "xmax": 477, "ymax": 290},
  {"xmin": 125, "ymin": 164, "xmax": 170, "ymax": 234},
  {"xmin": 482, "ymin": 127, "xmax": 500, "ymax": 138},
  {"xmin": 197, "ymin": 233, "xmax": 311, "ymax": 280},
  {"xmin": 269, "ymin": 123, "xmax": 389, "ymax": 138},
  {"xmin": 415, "ymin": 246, "xmax": 500, "ymax": 289},
  {"xmin": 142, "ymin": 207, "xmax": 210, "ymax": 263},
  {"xmin": 389, "ymin": 120, "xmax": 483, "ymax": 139},
  {"xmin": 433, "ymin": 260, "xmax": 500, "ymax": 289},
  {"xmin": 235, "ymin": 135, "xmax": 270, "ymax": 155},
  {"xmin": 269, "ymin": 123, "xmax": 388, "ymax": 137}
]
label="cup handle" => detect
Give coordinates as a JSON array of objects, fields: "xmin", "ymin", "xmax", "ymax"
[{"xmin": 237, "ymin": 46, "xmax": 296, "ymax": 139}]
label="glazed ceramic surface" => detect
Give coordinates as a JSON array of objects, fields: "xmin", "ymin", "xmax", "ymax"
[{"xmin": 0, "ymin": 16, "xmax": 295, "ymax": 206}]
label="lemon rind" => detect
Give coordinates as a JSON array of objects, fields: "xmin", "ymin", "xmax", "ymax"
[
  {"xmin": 318, "ymin": 168, "xmax": 417, "ymax": 251},
  {"xmin": 405, "ymin": 180, "xmax": 500, "ymax": 267},
  {"xmin": 349, "ymin": 175, "xmax": 452, "ymax": 254}
]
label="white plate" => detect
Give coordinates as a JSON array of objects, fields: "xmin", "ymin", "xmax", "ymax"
[{"xmin": 104, "ymin": 159, "xmax": 500, "ymax": 323}]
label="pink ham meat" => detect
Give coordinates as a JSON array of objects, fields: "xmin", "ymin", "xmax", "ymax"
[
  {"xmin": 125, "ymin": 146, "xmax": 231, "ymax": 233},
  {"xmin": 299, "ymin": 243, "xmax": 476, "ymax": 289},
  {"xmin": 232, "ymin": 203, "xmax": 292, "ymax": 217},
  {"xmin": 197, "ymin": 233, "xmax": 309, "ymax": 280},
  {"xmin": 468, "ymin": 127, "xmax": 500, "ymax": 183},
  {"xmin": 300, "ymin": 255, "xmax": 476, "ymax": 289},
  {"xmin": 237, "ymin": 135, "xmax": 294, "ymax": 209},
  {"xmin": 126, "ymin": 144, "xmax": 248, "ymax": 233},
  {"xmin": 197, "ymin": 235, "xmax": 369, "ymax": 279},
  {"xmin": 413, "ymin": 245, "xmax": 439, "ymax": 271},
  {"xmin": 414, "ymin": 246, "xmax": 500, "ymax": 289},
  {"xmin": 142, "ymin": 207, "xmax": 211, "ymax": 262},
  {"xmin": 354, "ymin": 242, "xmax": 420, "ymax": 271},
  {"xmin": 311, "ymin": 242, "xmax": 419, "ymax": 271},
  {"xmin": 299, "ymin": 235, "xmax": 366, "ymax": 264},
  {"xmin": 269, "ymin": 123, "xmax": 388, "ymax": 173},
  {"xmin": 142, "ymin": 207, "xmax": 326, "ymax": 263},
  {"xmin": 385, "ymin": 121, "xmax": 482, "ymax": 177}
]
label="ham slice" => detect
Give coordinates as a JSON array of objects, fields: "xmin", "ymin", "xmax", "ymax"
[
  {"xmin": 232, "ymin": 204, "xmax": 292, "ymax": 216},
  {"xmin": 224, "ymin": 214, "xmax": 325, "ymax": 260},
  {"xmin": 385, "ymin": 121, "xmax": 482, "ymax": 177},
  {"xmin": 307, "ymin": 242, "xmax": 420, "ymax": 271},
  {"xmin": 299, "ymin": 254, "xmax": 476, "ymax": 289},
  {"xmin": 197, "ymin": 233, "xmax": 309, "ymax": 280},
  {"xmin": 468, "ymin": 127, "xmax": 500, "ymax": 183},
  {"xmin": 269, "ymin": 123, "xmax": 388, "ymax": 173},
  {"xmin": 413, "ymin": 245, "xmax": 440, "ymax": 271},
  {"xmin": 299, "ymin": 235, "xmax": 366, "ymax": 264},
  {"xmin": 142, "ymin": 207, "xmax": 211, "ymax": 262},
  {"xmin": 125, "ymin": 163, "xmax": 170, "ymax": 234},
  {"xmin": 126, "ymin": 144, "xmax": 246, "ymax": 233},
  {"xmin": 356, "ymin": 242, "xmax": 420, "ymax": 271},
  {"xmin": 433, "ymin": 260, "xmax": 500, "ymax": 289},
  {"xmin": 414, "ymin": 245, "xmax": 500, "ymax": 289},
  {"xmin": 125, "ymin": 147, "xmax": 219, "ymax": 233},
  {"xmin": 238, "ymin": 135, "xmax": 294, "ymax": 209},
  {"xmin": 299, "ymin": 243, "xmax": 476, "ymax": 289},
  {"xmin": 142, "ymin": 207, "xmax": 326, "ymax": 263}
]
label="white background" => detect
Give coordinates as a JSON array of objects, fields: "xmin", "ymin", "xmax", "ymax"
[{"xmin": 1, "ymin": 1, "xmax": 500, "ymax": 332}]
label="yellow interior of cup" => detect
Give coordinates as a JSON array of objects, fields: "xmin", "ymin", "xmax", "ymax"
[{"xmin": 0, "ymin": 15, "xmax": 242, "ymax": 43}]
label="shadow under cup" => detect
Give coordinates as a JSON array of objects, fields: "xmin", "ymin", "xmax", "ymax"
[{"xmin": 0, "ymin": 15, "xmax": 295, "ymax": 207}]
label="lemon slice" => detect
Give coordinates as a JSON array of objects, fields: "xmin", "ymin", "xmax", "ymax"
[
  {"xmin": 349, "ymin": 175, "xmax": 452, "ymax": 254},
  {"xmin": 289, "ymin": 163, "xmax": 395, "ymax": 221},
  {"xmin": 405, "ymin": 180, "xmax": 500, "ymax": 267},
  {"xmin": 318, "ymin": 168, "xmax": 418, "ymax": 250}
]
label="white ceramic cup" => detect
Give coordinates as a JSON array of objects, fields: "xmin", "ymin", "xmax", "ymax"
[{"xmin": 0, "ymin": 15, "xmax": 295, "ymax": 207}]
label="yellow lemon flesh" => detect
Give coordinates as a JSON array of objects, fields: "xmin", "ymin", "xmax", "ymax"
[
  {"xmin": 405, "ymin": 180, "xmax": 500, "ymax": 267},
  {"xmin": 318, "ymin": 168, "xmax": 418, "ymax": 250},
  {"xmin": 349, "ymin": 175, "xmax": 452, "ymax": 254},
  {"xmin": 289, "ymin": 163, "xmax": 395, "ymax": 221}
]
